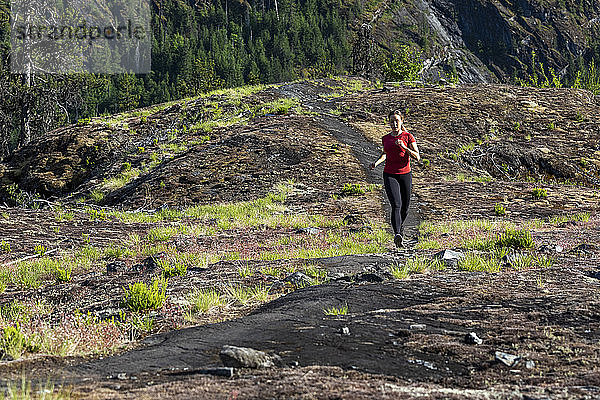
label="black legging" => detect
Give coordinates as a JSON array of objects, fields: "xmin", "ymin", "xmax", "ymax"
[{"xmin": 383, "ymin": 172, "xmax": 412, "ymax": 235}]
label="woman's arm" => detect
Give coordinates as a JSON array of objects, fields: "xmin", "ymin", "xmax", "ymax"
[
  {"xmin": 370, "ymin": 152, "xmax": 386, "ymax": 170},
  {"xmin": 399, "ymin": 141, "xmax": 420, "ymax": 161}
]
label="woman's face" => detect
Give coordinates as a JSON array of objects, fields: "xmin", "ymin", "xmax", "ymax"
[{"xmin": 389, "ymin": 114, "xmax": 402, "ymax": 133}]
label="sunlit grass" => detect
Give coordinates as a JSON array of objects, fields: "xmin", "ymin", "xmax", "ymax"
[
  {"xmin": 323, "ymin": 304, "xmax": 348, "ymax": 315},
  {"xmin": 223, "ymin": 284, "xmax": 270, "ymax": 305},
  {"xmin": 187, "ymin": 289, "xmax": 226, "ymax": 313}
]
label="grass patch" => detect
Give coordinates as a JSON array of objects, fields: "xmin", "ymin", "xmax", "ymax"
[
  {"xmin": 223, "ymin": 284, "xmax": 270, "ymax": 305},
  {"xmin": 389, "ymin": 256, "xmax": 444, "ymax": 279},
  {"xmin": 146, "ymin": 226, "xmax": 181, "ymax": 242},
  {"xmin": 415, "ymin": 239, "xmax": 441, "ymax": 250},
  {"xmin": 158, "ymin": 257, "xmax": 188, "ymax": 278},
  {"xmin": 547, "ymin": 212, "xmax": 590, "ymax": 225},
  {"xmin": 54, "ymin": 209, "xmax": 75, "ymax": 222},
  {"xmin": 458, "ymin": 252, "xmax": 502, "ymax": 272},
  {"xmin": 123, "ymin": 277, "xmax": 168, "ymax": 312},
  {"xmin": 462, "ymin": 237, "xmax": 495, "ymax": 250},
  {"xmin": 3, "ymin": 378, "xmax": 71, "ymax": 400},
  {"xmin": 495, "ymin": 228, "xmax": 534, "ymax": 249},
  {"xmin": 187, "ymin": 289, "xmax": 226, "ymax": 313},
  {"xmin": 260, "ymin": 266, "xmax": 282, "ymax": 277},
  {"xmin": 238, "ymin": 264, "xmax": 254, "ymax": 278},
  {"xmin": 0, "ymin": 303, "xmax": 124, "ymax": 358},
  {"xmin": 102, "ymin": 168, "xmax": 141, "ymax": 192},
  {"xmin": 0, "ymin": 325, "xmax": 40, "ymax": 360},
  {"xmin": 339, "ymin": 183, "xmax": 375, "ymax": 196},
  {"xmin": 104, "ymin": 245, "xmax": 134, "ymax": 259},
  {"xmin": 494, "ymin": 203, "xmax": 506, "ymax": 216},
  {"xmin": 323, "ymin": 305, "xmax": 348, "ymax": 316},
  {"xmin": 89, "ymin": 190, "xmax": 105, "ymax": 203}
]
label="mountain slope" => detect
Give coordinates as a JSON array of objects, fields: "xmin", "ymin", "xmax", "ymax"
[{"xmin": 363, "ymin": 0, "xmax": 600, "ymax": 83}]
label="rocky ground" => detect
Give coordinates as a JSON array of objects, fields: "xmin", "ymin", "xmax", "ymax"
[{"xmin": 0, "ymin": 77, "xmax": 598, "ymax": 398}]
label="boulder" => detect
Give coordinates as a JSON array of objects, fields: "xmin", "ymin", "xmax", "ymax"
[
  {"xmin": 434, "ymin": 249, "xmax": 465, "ymax": 268},
  {"xmin": 219, "ymin": 345, "xmax": 282, "ymax": 369}
]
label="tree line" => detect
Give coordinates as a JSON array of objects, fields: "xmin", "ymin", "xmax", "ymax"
[{"xmin": 0, "ymin": 0, "xmax": 355, "ymax": 156}]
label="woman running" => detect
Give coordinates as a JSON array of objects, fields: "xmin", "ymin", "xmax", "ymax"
[{"xmin": 370, "ymin": 110, "xmax": 420, "ymax": 248}]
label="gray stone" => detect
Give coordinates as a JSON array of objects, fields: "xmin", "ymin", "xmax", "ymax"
[
  {"xmin": 106, "ymin": 261, "xmax": 126, "ymax": 274},
  {"xmin": 283, "ymin": 272, "xmax": 312, "ymax": 286},
  {"xmin": 434, "ymin": 249, "xmax": 465, "ymax": 267},
  {"xmin": 495, "ymin": 351, "xmax": 521, "ymax": 367},
  {"xmin": 296, "ymin": 227, "xmax": 321, "ymax": 235},
  {"xmin": 410, "ymin": 324, "xmax": 426, "ymax": 331},
  {"xmin": 525, "ymin": 360, "xmax": 536, "ymax": 369},
  {"xmin": 219, "ymin": 345, "xmax": 282, "ymax": 369},
  {"xmin": 341, "ymin": 326, "xmax": 350, "ymax": 336},
  {"xmin": 465, "ymin": 332, "xmax": 483, "ymax": 345}
]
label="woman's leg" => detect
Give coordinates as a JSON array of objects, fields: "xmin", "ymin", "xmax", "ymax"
[
  {"xmin": 398, "ymin": 172, "xmax": 412, "ymax": 228},
  {"xmin": 383, "ymin": 173, "xmax": 402, "ymax": 235}
]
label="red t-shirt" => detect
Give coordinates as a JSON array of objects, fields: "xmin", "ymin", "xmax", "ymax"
[{"xmin": 382, "ymin": 131, "xmax": 416, "ymax": 175}]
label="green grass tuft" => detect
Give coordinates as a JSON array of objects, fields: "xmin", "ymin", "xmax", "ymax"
[
  {"xmin": 323, "ymin": 305, "xmax": 348, "ymax": 315},
  {"xmin": 123, "ymin": 277, "xmax": 168, "ymax": 312}
]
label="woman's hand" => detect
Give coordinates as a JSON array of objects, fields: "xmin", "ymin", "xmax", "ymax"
[
  {"xmin": 396, "ymin": 139, "xmax": 408, "ymax": 150},
  {"xmin": 370, "ymin": 162, "xmax": 376, "ymax": 170}
]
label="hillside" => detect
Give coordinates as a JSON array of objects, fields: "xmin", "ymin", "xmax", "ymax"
[
  {"xmin": 0, "ymin": 78, "xmax": 598, "ymax": 398},
  {"xmin": 2, "ymin": 0, "xmax": 600, "ymax": 158},
  {"xmin": 359, "ymin": 0, "xmax": 600, "ymax": 83}
]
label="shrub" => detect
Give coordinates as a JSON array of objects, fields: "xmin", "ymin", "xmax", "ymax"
[
  {"xmin": 123, "ymin": 277, "xmax": 168, "ymax": 312},
  {"xmin": 495, "ymin": 228, "xmax": 534, "ymax": 249},
  {"xmin": 159, "ymin": 258, "xmax": 187, "ymax": 278},
  {"xmin": 54, "ymin": 266, "xmax": 72, "ymax": 283},
  {"xmin": 340, "ymin": 183, "xmax": 365, "ymax": 196},
  {"xmin": 34, "ymin": 244, "xmax": 47, "ymax": 256},
  {"xmin": 378, "ymin": 45, "xmax": 423, "ymax": 81},
  {"xmin": 0, "ymin": 325, "xmax": 39, "ymax": 360},
  {"xmin": 532, "ymin": 188, "xmax": 548, "ymax": 199},
  {"xmin": 494, "ymin": 203, "xmax": 506, "ymax": 216}
]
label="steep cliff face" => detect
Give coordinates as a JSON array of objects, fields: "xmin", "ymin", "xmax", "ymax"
[{"xmin": 365, "ymin": 0, "xmax": 600, "ymax": 83}]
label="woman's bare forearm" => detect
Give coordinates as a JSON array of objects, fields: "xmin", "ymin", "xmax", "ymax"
[{"xmin": 406, "ymin": 148, "xmax": 420, "ymax": 161}]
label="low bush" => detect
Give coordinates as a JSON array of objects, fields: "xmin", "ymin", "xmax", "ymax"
[
  {"xmin": 0, "ymin": 325, "xmax": 39, "ymax": 360},
  {"xmin": 494, "ymin": 203, "xmax": 506, "ymax": 216},
  {"xmin": 532, "ymin": 188, "xmax": 548, "ymax": 199},
  {"xmin": 123, "ymin": 278, "xmax": 168, "ymax": 312},
  {"xmin": 495, "ymin": 228, "xmax": 534, "ymax": 249}
]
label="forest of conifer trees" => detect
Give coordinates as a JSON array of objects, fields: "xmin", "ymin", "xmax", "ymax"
[{"xmin": 0, "ymin": 0, "xmax": 355, "ymax": 155}]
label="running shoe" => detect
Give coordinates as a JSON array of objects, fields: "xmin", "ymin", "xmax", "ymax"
[{"xmin": 394, "ymin": 233, "xmax": 404, "ymax": 248}]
